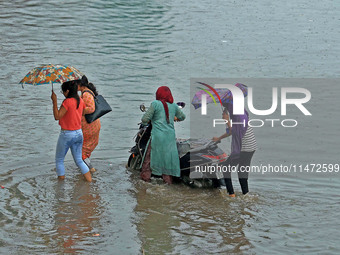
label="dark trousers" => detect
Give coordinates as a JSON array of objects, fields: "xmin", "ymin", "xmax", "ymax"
[{"xmin": 223, "ymin": 151, "xmax": 255, "ymax": 195}]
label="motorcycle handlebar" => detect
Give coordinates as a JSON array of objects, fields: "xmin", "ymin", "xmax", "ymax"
[{"xmin": 140, "ymin": 102, "xmax": 185, "ymax": 112}]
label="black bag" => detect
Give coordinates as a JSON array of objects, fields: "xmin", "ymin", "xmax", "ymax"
[{"xmin": 83, "ymin": 90, "xmax": 112, "ymax": 123}]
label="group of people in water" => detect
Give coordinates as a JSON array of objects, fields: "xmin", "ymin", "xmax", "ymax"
[{"xmin": 51, "ymin": 81, "xmax": 256, "ymax": 196}]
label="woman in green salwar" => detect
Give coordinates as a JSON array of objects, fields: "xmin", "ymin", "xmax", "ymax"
[{"xmin": 140, "ymin": 86, "xmax": 186, "ymax": 184}]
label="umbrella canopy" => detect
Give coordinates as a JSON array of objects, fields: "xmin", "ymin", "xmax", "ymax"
[
  {"xmin": 191, "ymin": 82, "xmax": 248, "ymax": 109},
  {"xmin": 19, "ymin": 64, "xmax": 83, "ymax": 86}
]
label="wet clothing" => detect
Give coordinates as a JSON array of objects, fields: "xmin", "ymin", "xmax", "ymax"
[
  {"xmin": 81, "ymin": 90, "xmax": 101, "ymax": 160},
  {"xmin": 223, "ymin": 151, "xmax": 255, "ymax": 194},
  {"xmin": 140, "ymin": 143, "xmax": 152, "ymax": 181},
  {"xmin": 141, "ymin": 100, "xmax": 185, "ymax": 177},
  {"xmin": 56, "ymin": 129, "xmax": 89, "ymax": 176},
  {"xmin": 59, "ymin": 98, "xmax": 85, "ymax": 130},
  {"xmin": 141, "ymin": 143, "xmax": 173, "ymax": 184}
]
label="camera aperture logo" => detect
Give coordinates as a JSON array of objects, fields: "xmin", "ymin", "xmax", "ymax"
[{"xmin": 194, "ymin": 82, "xmax": 312, "ymax": 128}]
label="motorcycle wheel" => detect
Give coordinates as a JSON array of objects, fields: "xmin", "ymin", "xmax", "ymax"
[{"xmin": 128, "ymin": 153, "xmax": 141, "ymax": 170}]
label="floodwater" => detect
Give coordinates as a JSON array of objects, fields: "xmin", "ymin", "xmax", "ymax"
[{"xmin": 0, "ymin": 0, "xmax": 339, "ymax": 254}]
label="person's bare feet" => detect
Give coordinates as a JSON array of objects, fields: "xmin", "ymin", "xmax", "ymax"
[
  {"xmin": 83, "ymin": 171, "xmax": 92, "ymax": 182},
  {"xmin": 58, "ymin": 176, "xmax": 65, "ymax": 180}
]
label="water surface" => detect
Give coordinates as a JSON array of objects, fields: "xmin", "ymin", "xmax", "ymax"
[{"xmin": 0, "ymin": 0, "xmax": 339, "ymax": 254}]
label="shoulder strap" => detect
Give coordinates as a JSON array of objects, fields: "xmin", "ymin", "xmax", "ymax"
[{"xmin": 82, "ymin": 89, "xmax": 95, "ymax": 98}]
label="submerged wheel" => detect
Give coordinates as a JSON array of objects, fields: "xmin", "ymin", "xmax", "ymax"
[{"xmin": 127, "ymin": 154, "xmax": 141, "ymax": 170}]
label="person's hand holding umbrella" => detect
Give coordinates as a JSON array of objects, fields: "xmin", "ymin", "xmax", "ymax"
[
  {"xmin": 51, "ymin": 89, "xmax": 57, "ymax": 102},
  {"xmin": 51, "ymin": 89, "xmax": 67, "ymax": 121}
]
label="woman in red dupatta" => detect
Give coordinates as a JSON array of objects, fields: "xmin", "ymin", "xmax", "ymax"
[{"xmin": 140, "ymin": 86, "xmax": 186, "ymax": 184}]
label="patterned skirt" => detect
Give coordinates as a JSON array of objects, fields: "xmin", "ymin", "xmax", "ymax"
[{"xmin": 81, "ymin": 117, "xmax": 101, "ymax": 160}]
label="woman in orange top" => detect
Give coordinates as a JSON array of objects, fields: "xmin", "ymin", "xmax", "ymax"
[
  {"xmin": 77, "ymin": 76, "xmax": 101, "ymax": 172},
  {"xmin": 51, "ymin": 80, "xmax": 92, "ymax": 182}
]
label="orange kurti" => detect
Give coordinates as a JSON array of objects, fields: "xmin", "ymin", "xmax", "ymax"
[{"xmin": 81, "ymin": 91, "xmax": 101, "ymax": 160}]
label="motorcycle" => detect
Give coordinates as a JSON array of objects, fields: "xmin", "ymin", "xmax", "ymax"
[{"xmin": 127, "ymin": 103, "xmax": 229, "ymax": 188}]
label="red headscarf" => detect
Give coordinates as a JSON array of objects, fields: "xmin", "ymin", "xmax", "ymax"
[{"xmin": 156, "ymin": 86, "xmax": 174, "ymax": 123}]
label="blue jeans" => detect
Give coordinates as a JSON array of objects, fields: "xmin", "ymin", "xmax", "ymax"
[{"xmin": 55, "ymin": 129, "xmax": 89, "ymax": 176}]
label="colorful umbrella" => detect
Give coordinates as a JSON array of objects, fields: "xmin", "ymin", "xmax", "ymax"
[
  {"xmin": 191, "ymin": 82, "xmax": 248, "ymax": 109},
  {"xmin": 19, "ymin": 64, "xmax": 83, "ymax": 87}
]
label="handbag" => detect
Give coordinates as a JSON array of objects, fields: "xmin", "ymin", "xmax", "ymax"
[{"xmin": 83, "ymin": 90, "xmax": 112, "ymax": 123}]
